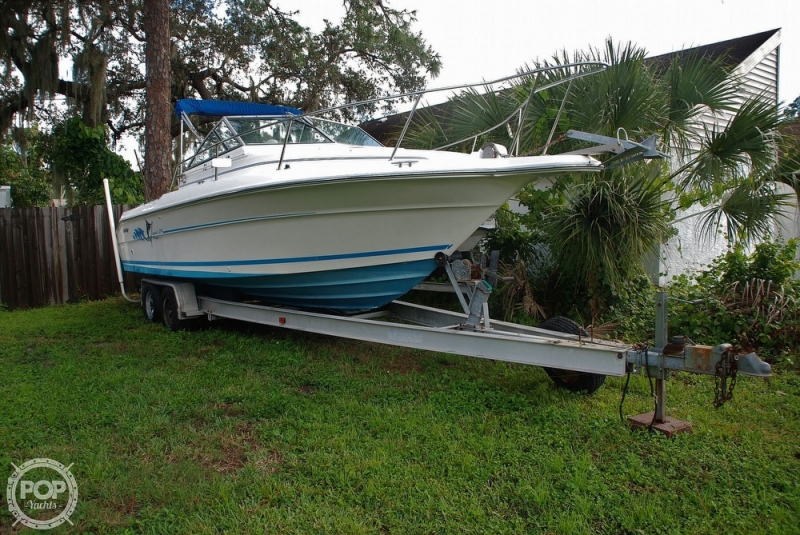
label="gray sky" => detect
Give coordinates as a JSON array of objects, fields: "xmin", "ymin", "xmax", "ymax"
[{"xmin": 289, "ymin": 0, "xmax": 799, "ymax": 107}]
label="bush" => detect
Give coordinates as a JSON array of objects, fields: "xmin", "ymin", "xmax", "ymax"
[
  {"xmin": 485, "ymin": 229, "xmax": 799, "ymax": 359},
  {"xmin": 49, "ymin": 117, "xmax": 144, "ymax": 205},
  {"xmin": 667, "ymin": 239, "xmax": 800, "ymax": 364},
  {"xmin": 486, "ymin": 235, "xmax": 658, "ymax": 342},
  {"xmin": 0, "ymin": 132, "xmax": 52, "ymax": 207}
]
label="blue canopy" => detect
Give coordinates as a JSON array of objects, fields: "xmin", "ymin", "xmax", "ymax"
[{"xmin": 175, "ymin": 99, "xmax": 302, "ymax": 118}]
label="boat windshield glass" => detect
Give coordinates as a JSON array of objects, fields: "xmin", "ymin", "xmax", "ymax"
[
  {"xmin": 311, "ymin": 119, "xmax": 382, "ymax": 147},
  {"xmin": 185, "ymin": 115, "xmax": 383, "ymax": 169},
  {"xmin": 227, "ymin": 116, "xmax": 382, "ymax": 147},
  {"xmin": 185, "ymin": 120, "xmax": 243, "ymax": 168}
]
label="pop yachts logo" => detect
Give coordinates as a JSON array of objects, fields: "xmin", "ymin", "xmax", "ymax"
[{"xmin": 7, "ymin": 458, "xmax": 78, "ymax": 530}]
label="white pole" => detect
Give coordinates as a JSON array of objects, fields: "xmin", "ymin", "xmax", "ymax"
[{"xmin": 103, "ymin": 179, "xmax": 138, "ymax": 303}]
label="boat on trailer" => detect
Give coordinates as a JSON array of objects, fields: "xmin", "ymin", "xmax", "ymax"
[
  {"xmin": 105, "ymin": 63, "xmax": 772, "ymax": 428},
  {"xmin": 116, "ymin": 62, "xmax": 658, "ymax": 312}
]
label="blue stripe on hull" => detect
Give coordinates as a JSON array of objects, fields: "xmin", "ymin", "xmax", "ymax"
[
  {"xmin": 122, "ymin": 243, "xmax": 450, "ymax": 268},
  {"xmin": 124, "ymin": 259, "xmax": 437, "ymax": 311}
]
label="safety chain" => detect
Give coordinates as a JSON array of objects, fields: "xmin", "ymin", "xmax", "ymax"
[{"xmin": 713, "ymin": 350, "xmax": 739, "ymax": 408}]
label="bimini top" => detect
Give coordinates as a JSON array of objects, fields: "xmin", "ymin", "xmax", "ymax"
[{"xmin": 175, "ymin": 99, "xmax": 302, "ymax": 118}]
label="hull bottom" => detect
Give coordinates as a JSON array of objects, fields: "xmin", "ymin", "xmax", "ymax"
[{"xmin": 129, "ymin": 259, "xmax": 437, "ymax": 312}]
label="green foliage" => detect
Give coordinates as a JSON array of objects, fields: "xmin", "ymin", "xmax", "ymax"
[
  {"xmin": 2, "ymin": 0, "xmax": 442, "ymax": 138},
  {"xmin": 659, "ymin": 51, "xmax": 738, "ymax": 153},
  {"xmin": 486, "ymin": 198, "xmax": 659, "ymax": 341},
  {"xmin": 667, "ymin": 239, "xmax": 800, "ymax": 362},
  {"xmin": 718, "ymin": 239, "xmax": 800, "ymax": 286},
  {"xmin": 0, "ymin": 133, "xmax": 51, "ymax": 207},
  {"xmin": 416, "ymin": 38, "xmax": 789, "ymax": 331},
  {"xmin": 485, "ymin": 166, "xmax": 670, "ymax": 324},
  {"xmin": 562, "ymin": 41, "xmax": 663, "ymax": 138},
  {"xmin": 602, "ymin": 271, "xmax": 657, "ymax": 342},
  {"xmin": 784, "ymin": 95, "xmax": 800, "ymax": 119},
  {"xmin": 546, "ymin": 166, "xmax": 673, "ymax": 294},
  {"xmin": 48, "ymin": 117, "xmax": 144, "ymax": 205}
]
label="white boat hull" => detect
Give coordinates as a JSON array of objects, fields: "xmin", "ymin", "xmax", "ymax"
[{"xmin": 119, "ymin": 146, "xmax": 600, "ymax": 311}]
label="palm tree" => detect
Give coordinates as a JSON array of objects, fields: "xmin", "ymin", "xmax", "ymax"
[{"xmin": 404, "ymin": 39, "xmax": 797, "ymax": 318}]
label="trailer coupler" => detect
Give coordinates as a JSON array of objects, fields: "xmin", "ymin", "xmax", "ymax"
[
  {"xmin": 623, "ymin": 293, "xmax": 772, "ymax": 436},
  {"xmin": 624, "ymin": 343, "xmax": 771, "ymax": 436},
  {"xmin": 626, "ymin": 342, "xmax": 772, "ymax": 383}
]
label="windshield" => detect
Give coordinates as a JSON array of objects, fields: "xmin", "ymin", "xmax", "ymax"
[
  {"xmin": 311, "ymin": 118, "xmax": 382, "ymax": 147},
  {"xmin": 228, "ymin": 117, "xmax": 329, "ymax": 145},
  {"xmin": 227, "ymin": 116, "xmax": 382, "ymax": 147},
  {"xmin": 185, "ymin": 115, "xmax": 383, "ymax": 169},
  {"xmin": 185, "ymin": 119, "xmax": 243, "ymax": 168}
]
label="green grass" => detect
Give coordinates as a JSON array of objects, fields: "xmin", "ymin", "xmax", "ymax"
[{"xmin": 1, "ymin": 297, "xmax": 798, "ymax": 534}]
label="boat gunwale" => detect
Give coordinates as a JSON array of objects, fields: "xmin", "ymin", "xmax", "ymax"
[{"xmin": 121, "ymin": 156, "xmax": 602, "ymax": 222}]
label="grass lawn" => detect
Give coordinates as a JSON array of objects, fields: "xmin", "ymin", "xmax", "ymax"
[{"xmin": 1, "ymin": 297, "xmax": 798, "ymax": 534}]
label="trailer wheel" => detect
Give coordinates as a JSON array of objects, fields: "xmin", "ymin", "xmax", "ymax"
[
  {"xmin": 161, "ymin": 287, "xmax": 190, "ymax": 331},
  {"xmin": 141, "ymin": 283, "xmax": 162, "ymax": 323},
  {"xmin": 540, "ymin": 317, "xmax": 606, "ymax": 394}
]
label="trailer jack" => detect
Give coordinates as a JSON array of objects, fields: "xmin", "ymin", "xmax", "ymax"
[{"xmin": 623, "ymin": 292, "xmax": 772, "ymax": 437}]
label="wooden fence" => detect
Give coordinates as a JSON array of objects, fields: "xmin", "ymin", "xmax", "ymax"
[{"xmin": 0, "ymin": 205, "xmax": 140, "ymax": 310}]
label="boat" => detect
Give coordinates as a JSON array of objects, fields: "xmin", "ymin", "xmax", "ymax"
[{"xmin": 116, "ymin": 62, "xmax": 662, "ymax": 312}]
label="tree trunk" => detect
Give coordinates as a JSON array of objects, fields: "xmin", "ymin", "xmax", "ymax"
[{"xmin": 143, "ymin": 0, "xmax": 172, "ymax": 201}]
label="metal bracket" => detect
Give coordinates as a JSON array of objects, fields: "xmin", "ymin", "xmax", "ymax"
[
  {"xmin": 564, "ymin": 130, "xmax": 668, "ymax": 169},
  {"xmin": 441, "ymin": 256, "xmax": 494, "ymax": 330}
]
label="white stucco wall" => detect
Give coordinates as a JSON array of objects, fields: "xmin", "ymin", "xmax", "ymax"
[
  {"xmin": 649, "ymin": 206, "xmax": 731, "ymax": 285},
  {"xmin": 774, "ymin": 183, "xmax": 800, "ymax": 263}
]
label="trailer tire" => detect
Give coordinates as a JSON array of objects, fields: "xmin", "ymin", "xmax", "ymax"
[
  {"xmin": 161, "ymin": 287, "xmax": 191, "ymax": 331},
  {"xmin": 540, "ymin": 317, "xmax": 606, "ymax": 394},
  {"xmin": 142, "ymin": 283, "xmax": 162, "ymax": 323}
]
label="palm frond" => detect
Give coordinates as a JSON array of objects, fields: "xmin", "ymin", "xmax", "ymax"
[
  {"xmin": 566, "ymin": 40, "xmax": 662, "ymax": 138},
  {"xmin": 659, "ymin": 51, "xmax": 740, "ymax": 153},
  {"xmin": 674, "ymin": 95, "xmax": 782, "ymax": 193},
  {"xmin": 399, "ymin": 109, "xmax": 450, "ymax": 150},
  {"xmin": 447, "ymin": 86, "xmax": 520, "ymax": 147},
  {"xmin": 696, "ymin": 179, "xmax": 794, "ymax": 245},
  {"xmin": 771, "ymin": 131, "xmax": 800, "ymax": 197},
  {"xmin": 547, "ymin": 163, "xmax": 673, "ymax": 288}
]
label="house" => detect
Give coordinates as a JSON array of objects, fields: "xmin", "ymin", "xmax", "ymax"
[{"xmin": 644, "ymin": 29, "xmax": 792, "ymax": 282}]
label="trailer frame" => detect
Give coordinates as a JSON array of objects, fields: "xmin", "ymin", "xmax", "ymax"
[{"xmin": 103, "ymin": 180, "xmax": 772, "ymax": 435}]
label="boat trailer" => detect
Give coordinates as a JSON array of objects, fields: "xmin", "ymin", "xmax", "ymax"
[{"xmin": 103, "ymin": 183, "xmax": 771, "ymax": 437}]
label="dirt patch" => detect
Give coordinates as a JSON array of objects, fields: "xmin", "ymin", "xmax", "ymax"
[
  {"xmin": 213, "ymin": 402, "xmax": 245, "ymax": 418},
  {"xmin": 381, "ymin": 351, "xmax": 424, "ymax": 375},
  {"xmin": 210, "ymin": 422, "xmax": 259, "ymax": 474},
  {"xmin": 215, "ymin": 445, "xmax": 248, "ymax": 473},
  {"xmin": 254, "ymin": 450, "xmax": 285, "ymax": 474}
]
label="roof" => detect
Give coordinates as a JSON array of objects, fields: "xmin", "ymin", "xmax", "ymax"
[{"xmin": 646, "ymin": 28, "xmax": 780, "ymax": 70}]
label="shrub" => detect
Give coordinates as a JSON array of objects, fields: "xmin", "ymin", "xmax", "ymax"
[
  {"xmin": 49, "ymin": 117, "xmax": 144, "ymax": 205},
  {"xmin": 0, "ymin": 132, "xmax": 52, "ymax": 207},
  {"xmin": 667, "ymin": 239, "xmax": 800, "ymax": 364}
]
